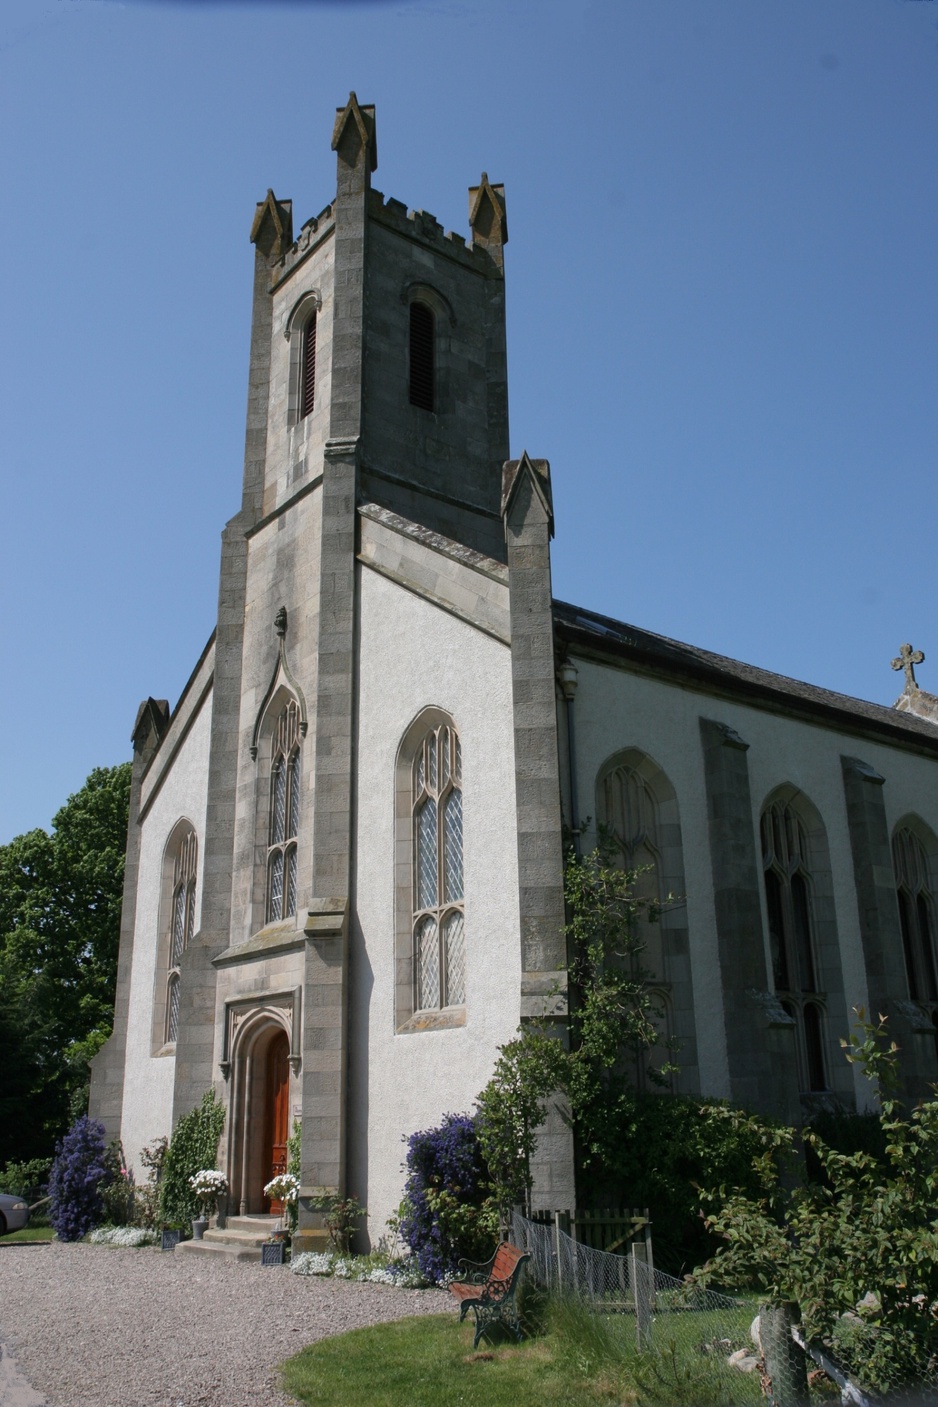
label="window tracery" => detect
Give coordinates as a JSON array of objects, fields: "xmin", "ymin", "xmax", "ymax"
[
  {"xmin": 893, "ymin": 827, "xmax": 938, "ymax": 1009},
  {"xmin": 761, "ymin": 799, "xmax": 826, "ymax": 1092},
  {"xmin": 412, "ymin": 722, "xmax": 464, "ymax": 1011},
  {"xmin": 267, "ymin": 700, "xmax": 301, "ymax": 923},
  {"xmin": 166, "ymin": 827, "xmax": 197, "ymax": 1045}
]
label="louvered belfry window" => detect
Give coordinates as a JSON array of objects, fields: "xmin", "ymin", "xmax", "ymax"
[
  {"xmin": 301, "ymin": 313, "xmax": 317, "ymax": 419},
  {"xmin": 267, "ymin": 700, "xmax": 301, "ymax": 923},
  {"xmin": 408, "ymin": 301, "xmax": 435, "ymax": 411},
  {"xmin": 166, "ymin": 827, "xmax": 198, "ymax": 1044},
  {"xmin": 413, "ymin": 723, "xmax": 465, "ymax": 1011}
]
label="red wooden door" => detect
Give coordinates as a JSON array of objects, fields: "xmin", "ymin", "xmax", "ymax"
[{"xmin": 265, "ymin": 1031, "xmax": 290, "ymax": 1214}]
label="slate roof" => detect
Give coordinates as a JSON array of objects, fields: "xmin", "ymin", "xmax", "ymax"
[{"xmin": 553, "ymin": 599, "xmax": 938, "ymax": 756}]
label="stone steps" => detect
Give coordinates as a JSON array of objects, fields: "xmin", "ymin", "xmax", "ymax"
[{"xmin": 175, "ymin": 1214, "xmax": 282, "ymax": 1262}]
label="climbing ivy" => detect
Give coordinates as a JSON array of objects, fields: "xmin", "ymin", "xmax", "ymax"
[{"xmin": 158, "ymin": 1089, "xmax": 225, "ymax": 1227}]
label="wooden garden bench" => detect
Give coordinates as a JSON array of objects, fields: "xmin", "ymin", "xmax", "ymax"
[{"xmin": 448, "ymin": 1241, "xmax": 530, "ymax": 1349}]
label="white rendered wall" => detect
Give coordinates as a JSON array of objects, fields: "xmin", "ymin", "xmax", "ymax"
[
  {"xmin": 120, "ymin": 693, "xmax": 212, "ymax": 1174},
  {"xmin": 569, "ymin": 656, "xmax": 938, "ymax": 1109},
  {"xmin": 351, "ymin": 566, "xmax": 521, "ymax": 1236}
]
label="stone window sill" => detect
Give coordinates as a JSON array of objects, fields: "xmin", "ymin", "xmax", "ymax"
[{"xmin": 397, "ymin": 1007, "xmax": 466, "ymax": 1035}]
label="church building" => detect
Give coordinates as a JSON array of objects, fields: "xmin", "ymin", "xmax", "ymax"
[{"xmin": 90, "ymin": 96, "xmax": 938, "ymax": 1251}]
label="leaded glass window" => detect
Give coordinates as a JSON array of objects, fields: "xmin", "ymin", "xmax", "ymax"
[
  {"xmin": 413, "ymin": 723, "xmax": 464, "ymax": 1010},
  {"xmin": 893, "ymin": 828, "xmax": 938, "ymax": 1004},
  {"xmin": 165, "ymin": 827, "xmax": 197, "ymax": 1046},
  {"xmin": 600, "ymin": 763, "xmax": 663, "ymax": 973},
  {"xmin": 267, "ymin": 700, "xmax": 301, "ymax": 923},
  {"xmin": 761, "ymin": 800, "xmax": 827, "ymax": 1092}
]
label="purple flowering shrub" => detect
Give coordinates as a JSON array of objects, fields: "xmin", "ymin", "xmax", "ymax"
[
  {"xmin": 399, "ymin": 1113, "xmax": 496, "ymax": 1283},
  {"xmin": 49, "ymin": 1115, "xmax": 110, "ymax": 1241}
]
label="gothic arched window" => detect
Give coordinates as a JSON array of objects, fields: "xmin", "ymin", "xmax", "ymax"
[
  {"xmin": 300, "ymin": 312, "xmax": 316, "ymax": 419},
  {"xmin": 267, "ymin": 700, "xmax": 301, "ymax": 923},
  {"xmin": 166, "ymin": 827, "xmax": 198, "ymax": 1045},
  {"xmin": 413, "ymin": 721, "xmax": 464, "ymax": 1012},
  {"xmin": 409, "ymin": 301, "xmax": 435, "ymax": 411},
  {"xmin": 893, "ymin": 827, "xmax": 938, "ymax": 1005},
  {"xmin": 761, "ymin": 799, "xmax": 826, "ymax": 1092}
]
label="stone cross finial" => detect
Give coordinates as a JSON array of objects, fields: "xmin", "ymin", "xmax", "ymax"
[{"xmin": 892, "ymin": 642, "xmax": 924, "ymax": 692}]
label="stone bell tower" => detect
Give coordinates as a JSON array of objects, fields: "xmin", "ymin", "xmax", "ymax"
[{"xmin": 168, "ymin": 95, "xmax": 517, "ymax": 1249}]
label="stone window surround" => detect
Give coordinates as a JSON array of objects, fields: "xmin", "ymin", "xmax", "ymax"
[
  {"xmin": 594, "ymin": 747, "xmax": 696, "ymax": 1094},
  {"xmin": 151, "ymin": 816, "xmax": 199, "ymax": 1057},
  {"xmin": 251, "ymin": 686, "xmax": 305, "ymax": 938},
  {"xmin": 395, "ymin": 705, "xmax": 466, "ymax": 1034},
  {"xmin": 756, "ymin": 783, "xmax": 850, "ymax": 1101},
  {"xmin": 400, "ymin": 281, "xmax": 456, "ymax": 421},
  {"xmin": 283, "ymin": 289, "xmax": 322, "ymax": 429}
]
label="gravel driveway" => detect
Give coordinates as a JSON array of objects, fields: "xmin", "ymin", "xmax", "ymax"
[{"xmin": 0, "ymin": 1242, "xmax": 448, "ymax": 1407}]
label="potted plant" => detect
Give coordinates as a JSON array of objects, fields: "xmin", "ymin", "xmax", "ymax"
[
  {"xmin": 262, "ymin": 1173, "xmax": 300, "ymax": 1264},
  {"xmin": 188, "ymin": 1169, "xmax": 228, "ymax": 1240}
]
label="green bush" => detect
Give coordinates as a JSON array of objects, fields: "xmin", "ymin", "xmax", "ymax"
[
  {"xmin": 0, "ymin": 1157, "xmax": 52, "ymax": 1203},
  {"xmin": 158, "ymin": 1090, "xmax": 225, "ymax": 1227},
  {"xmin": 575, "ymin": 1092, "xmax": 772, "ymax": 1276},
  {"xmin": 698, "ymin": 1014, "xmax": 938, "ymax": 1395}
]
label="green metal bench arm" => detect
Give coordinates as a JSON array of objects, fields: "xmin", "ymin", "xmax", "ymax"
[{"xmin": 449, "ymin": 1243, "xmax": 530, "ymax": 1350}]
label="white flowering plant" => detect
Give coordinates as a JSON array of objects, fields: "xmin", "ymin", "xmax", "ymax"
[
  {"xmin": 90, "ymin": 1225, "xmax": 159, "ymax": 1248},
  {"xmin": 188, "ymin": 1169, "xmax": 228, "ymax": 1216},
  {"xmin": 290, "ymin": 1248, "xmax": 430, "ymax": 1288},
  {"xmin": 263, "ymin": 1172, "xmax": 300, "ymax": 1205}
]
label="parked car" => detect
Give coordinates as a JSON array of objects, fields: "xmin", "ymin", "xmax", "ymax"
[{"xmin": 0, "ymin": 1193, "xmax": 30, "ymax": 1234}]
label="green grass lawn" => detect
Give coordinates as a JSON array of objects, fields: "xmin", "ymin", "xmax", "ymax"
[
  {"xmin": 281, "ymin": 1314, "xmax": 622, "ymax": 1407},
  {"xmin": 280, "ymin": 1301, "xmax": 765, "ymax": 1407},
  {"xmin": 0, "ymin": 1225, "xmax": 55, "ymax": 1244}
]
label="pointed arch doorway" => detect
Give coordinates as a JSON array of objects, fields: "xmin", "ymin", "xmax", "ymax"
[
  {"xmin": 227, "ymin": 1011, "xmax": 295, "ymax": 1215},
  {"xmin": 265, "ymin": 1029, "xmax": 290, "ymax": 1214}
]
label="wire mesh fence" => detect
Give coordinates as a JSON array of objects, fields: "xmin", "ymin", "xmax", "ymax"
[
  {"xmin": 510, "ymin": 1211, "xmax": 938, "ymax": 1405},
  {"xmin": 511, "ymin": 1209, "xmax": 764, "ymax": 1403}
]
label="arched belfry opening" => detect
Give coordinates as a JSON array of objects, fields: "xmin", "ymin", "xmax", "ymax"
[{"xmin": 225, "ymin": 1007, "xmax": 296, "ymax": 1215}]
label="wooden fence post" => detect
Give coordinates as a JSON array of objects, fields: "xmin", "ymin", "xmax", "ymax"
[
  {"xmin": 631, "ymin": 1239, "xmax": 652, "ymax": 1350},
  {"xmin": 761, "ymin": 1302, "xmax": 809, "ymax": 1406}
]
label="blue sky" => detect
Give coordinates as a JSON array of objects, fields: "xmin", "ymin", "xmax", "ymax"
[{"xmin": 2, "ymin": 0, "xmax": 937, "ymax": 842}]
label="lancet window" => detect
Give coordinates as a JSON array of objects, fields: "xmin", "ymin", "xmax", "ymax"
[
  {"xmin": 166, "ymin": 827, "xmax": 198, "ymax": 1045},
  {"xmin": 409, "ymin": 301, "xmax": 435, "ymax": 411},
  {"xmin": 761, "ymin": 799, "xmax": 826, "ymax": 1092},
  {"xmin": 893, "ymin": 827, "xmax": 938, "ymax": 1007},
  {"xmin": 412, "ymin": 722, "xmax": 465, "ymax": 1012},
  {"xmin": 267, "ymin": 700, "xmax": 301, "ymax": 924},
  {"xmin": 300, "ymin": 313, "xmax": 316, "ymax": 419}
]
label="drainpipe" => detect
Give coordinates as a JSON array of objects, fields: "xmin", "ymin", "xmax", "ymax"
[{"xmin": 558, "ymin": 660, "xmax": 581, "ymax": 858}]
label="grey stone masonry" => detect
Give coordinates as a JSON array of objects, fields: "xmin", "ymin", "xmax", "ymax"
[
  {"xmin": 294, "ymin": 898, "xmax": 349, "ymax": 1253},
  {"xmin": 502, "ymin": 453, "xmax": 574, "ymax": 1210},
  {"xmin": 298, "ymin": 95, "xmax": 375, "ymax": 1210},
  {"xmin": 89, "ymin": 698, "xmax": 169, "ymax": 1137},
  {"xmin": 170, "ymin": 197, "xmax": 281, "ymax": 1121},
  {"xmin": 699, "ymin": 718, "xmax": 801, "ymax": 1125},
  {"xmin": 840, "ymin": 755, "xmax": 935, "ymax": 1101},
  {"xmin": 360, "ymin": 167, "xmax": 509, "ymax": 560}
]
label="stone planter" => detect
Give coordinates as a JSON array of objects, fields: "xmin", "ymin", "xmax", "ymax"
[{"xmin": 191, "ymin": 1216, "xmax": 208, "ymax": 1241}]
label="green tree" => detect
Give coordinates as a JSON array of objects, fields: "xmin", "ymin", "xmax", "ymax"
[
  {"xmin": 0, "ymin": 763, "xmax": 131, "ymax": 1164},
  {"xmin": 476, "ymin": 845, "xmax": 672, "ymax": 1213},
  {"xmin": 698, "ymin": 1014, "xmax": 938, "ymax": 1394}
]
